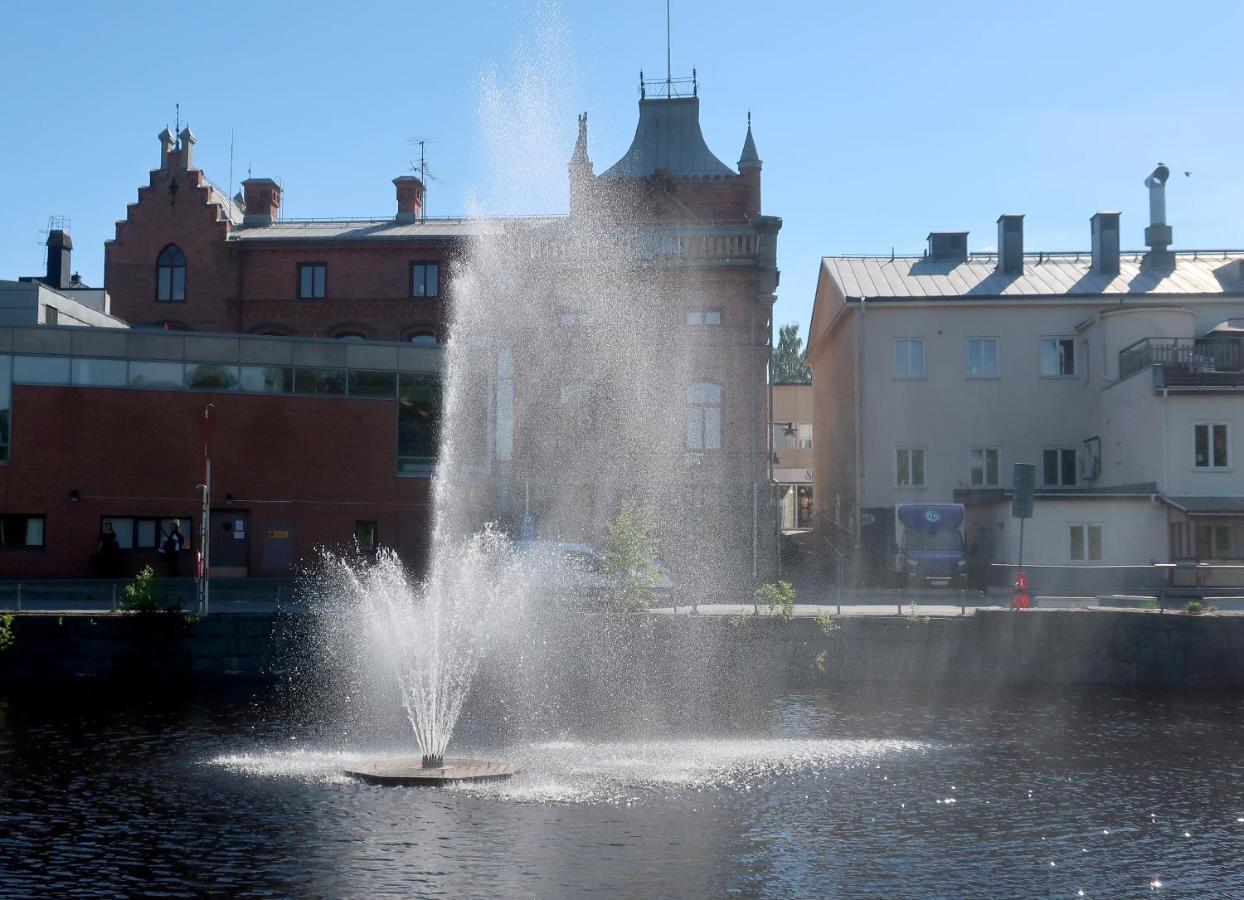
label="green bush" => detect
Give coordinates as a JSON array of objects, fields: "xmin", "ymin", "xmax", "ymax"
[
  {"xmin": 120, "ymin": 566, "xmax": 183, "ymax": 615},
  {"xmin": 0, "ymin": 615, "xmax": 14, "ymax": 651},
  {"xmin": 1184, "ymin": 601, "xmax": 1215, "ymax": 615},
  {"xmin": 602, "ymin": 500, "xmax": 661, "ymax": 610},
  {"xmin": 756, "ymin": 580, "xmax": 796, "ymax": 621}
]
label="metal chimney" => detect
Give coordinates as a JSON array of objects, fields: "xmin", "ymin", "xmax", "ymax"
[
  {"xmin": 45, "ymin": 229, "xmax": 72, "ymax": 290},
  {"xmin": 1090, "ymin": 212, "xmax": 1121, "ymax": 275},
  {"xmin": 996, "ymin": 214, "xmax": 1024, "ymax": 275},
  {"xmin": 1143, "ymin": 163, "xmax": 1174, "ymax": 269}
]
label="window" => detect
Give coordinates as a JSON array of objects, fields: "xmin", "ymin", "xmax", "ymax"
[
  {"xmin": 0, "ymin": 355, "xmax": 10, "ymax": 463},
  {"xmin": 239, "ymin": 366, "xmax": 293, "ymax": 394},
  {"xmin": 186, "ymin": 364, "xmax": 239, "ymax": 391},
  {"xmin": 335, "ymin": 333, "xmax": 366, "ymax": 342},
  {"xmin": 687, "ymin": 310, "xmax": 722, "ymax": 326},
  {"xmin": 893, "ymin": 339, "xmax": 925, "ymax": 379},
  {"xmin": 411, "ymin": 262, "xmax": 439, "ymax": 298},
  {"xmin": 409, "ymin": 332, "xmax": 439, "ymax": 347},
  {"xmin": 13, "ymin": 356, "xmax": 71, "ymax": 385},
  {"xmin": 797, "ymin": 423, "xmax": 813, "ymax": 450},
  {"xmin": 355, "ymin": 521, "xmax": 378, "ymax": 554},
  {"xmin": 1041, "ymin": 338, "xmax": 1076, "ymax": 376},
  {"xmin": 294, "ymin": 368, "xmax": 347, "ymax": 395},
  {"xmin": 1069, "ymin": 523, "xmax": 1103, "ymax": 561},
  {"xmin": 1197, "ymin": 524, "xmax": 1232, "ymax": 559},
  {"xmin": 687, "ymin": 383, "xmax": 722, "ymax": 451},
  {"xmin": 0, "ymin": 514, "xmax": 44, "ymax": 548},
  {"xmin": 1043, "ymin": 448, "xmax": 1077, "ymax": 487},
  {"xmin": 100, "ymin": 516, "xmax": 190, "ymax": 551},
  {"xmin": 896, "ymin": 447, "xmax": 926, "ymax": 487},
  {"xmin": 298, "ymin": 264, "xmax": 326, "ymax": 300},
  {"xmin": 71, "ymin": 358, "xmax": 128, "ymax": 387},
  {"xmin": 128, "ymin": 361, "xmax": 185, "ymax": 389},
  {"xmin": 967, "ymin": 338, "xmax": 999, "ymax": 378},
  {"xmin": 398, "ymin": 373, "xmax": 441, "ymax": 474},
  {"xmin": 348, "ymin": 370, "xmax": 396, "ymax": 398},
  {"xmin": 969, "ymin": 448, "xmax": 1000, "ymax": 487},
  {"xmin": 1194, "ymin": 423, "xmax": 1229, "ymax": 469},
  {"xmin": 156, "ymin": 244, "xmax": 186, "ymax": 301}
]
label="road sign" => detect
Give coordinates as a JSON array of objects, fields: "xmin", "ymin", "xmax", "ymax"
[{"xmin": 1012, "ymin": 463, "xmax": 1035, "ymax": 519}]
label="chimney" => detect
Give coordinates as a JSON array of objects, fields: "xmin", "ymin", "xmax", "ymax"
[
  {"xmin": 241, "ymin": 178, "xmax": 281, "ymax": 226},
  {"xmin": 1143, "ymin": 163, "xmax": 1174, "ymax": 270},
  {"xmin": 926, "ymin": 231, "xmax": 968, "ymax": 262},
  {"xmin": 996, "ymin": 214, "xmax": 1024, "ymax": 275},
  {"xmin": 158, "ymin": 127, "xmax": 176, "ymax": 170},
  {"xmin": 177, "ymin": 126, "xmax": 196, "ymax": 170},
  {"xmin": 44, "ymin": 229, "xmax": 72, "ymax": 290},
  {"xmin": 1090, "ymin": 212, "xmax": 1121, "ymax": 275},
  {"xmin": 393, "ymin": 176, "xmax": 425, "ymax": 223}
]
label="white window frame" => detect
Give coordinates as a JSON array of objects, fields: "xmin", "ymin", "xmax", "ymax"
[
  {"xmin": 1042, "ymin": 447, "xmax": 1078, "ymax": 487},
  {"xmin": 687, "ymin": 310, "xmax": 722, "ymax": 326},
  {"xmin": 1069, "ymin": 522, "xmax": 1104, "ymax": 562},
  {"xmin": 895, "ymin": 446, "xmax": 926, "ymax": 488},
  {"xmin": 1040, "ymin": 336, "xmax": 1077, "ymax": 378},
  {"xmin": 1193, "ymin": 422, "xmax": 1230, "ymax": 470},
  {"xmin": 893, "ymin": 338, "xmax": 925, "ymax": 380},
  {"xmin": 967, "ymin": 337, "xmax": 999, "ymax": 379},
  {"xmin": 969, "ymin": 447, "xmax": 1000, "ymax": 487},
  {"xmin": 687, "ymin": 383, "xmax": 722, "ymax": 451}
]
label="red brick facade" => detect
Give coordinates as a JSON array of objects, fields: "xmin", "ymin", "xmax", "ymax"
[{"xmin": 0, "ymin": 384, "xmax": 430, "ymax": 578}]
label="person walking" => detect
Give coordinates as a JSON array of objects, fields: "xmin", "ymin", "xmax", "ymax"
[
  {"xmin": 92, "ymin": 521, "xmax": 122, "ymax": 577},
  {"xmin": 163, "ymin": 522, "xmax": 185, "ymax": 577}
]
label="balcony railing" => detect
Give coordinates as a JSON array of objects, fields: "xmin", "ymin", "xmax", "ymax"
[{"xmin": 1119, "ymin": 337, "xmax": 1243, "ymax": 383}]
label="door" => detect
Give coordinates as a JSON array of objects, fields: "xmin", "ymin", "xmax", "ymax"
[
  {"xmin": 262, "ymin": 521, "xmax": 295, "ymax": 573},
  {"xmin": 211, "ymin": 510, "xmax": 250, "ymax": 576}
]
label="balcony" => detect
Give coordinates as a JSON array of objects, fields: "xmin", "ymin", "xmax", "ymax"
[{"xmin": 1118, "ymin": 337, "xmax": 1244, "ymax": 387}]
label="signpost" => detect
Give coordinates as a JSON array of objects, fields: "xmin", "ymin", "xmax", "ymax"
[{"xmin": 1011, "ymin": 463, "xmax": 1035, "ymax": 608}]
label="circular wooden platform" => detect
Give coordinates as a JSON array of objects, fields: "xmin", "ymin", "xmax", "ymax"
[{"xmin": 344, "ymin": 757, "xmax": 519, "ymax": 786}]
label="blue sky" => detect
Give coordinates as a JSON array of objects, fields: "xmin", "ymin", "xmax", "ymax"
[{"xmin": 2, "ymin": 0, "xmax": 1242, "ymax": 334}]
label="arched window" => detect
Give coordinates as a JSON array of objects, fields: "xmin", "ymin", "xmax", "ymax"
[
  {"xmin": 409, "ymin": 332, "xmax": 439, "ymax": 347},
  {"xmin": 687, "ymin": 383, "xmax": 722, "ymax": 450},
  {"xmin": 336, "ymin": 333, "xmax": 367, "ymax": 342},
  {"xmin": 156, "ymin": 245, "xmax": 186, "ymax": 301}
]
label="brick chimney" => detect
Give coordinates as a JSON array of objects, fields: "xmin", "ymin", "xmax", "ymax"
[
  {"xmin": 242, "ymin": 178, "xmax": 282, "ymax": 226},
  {"xmin": 393, "ymin": 176, "xmax": 425, "ymax": 223}
]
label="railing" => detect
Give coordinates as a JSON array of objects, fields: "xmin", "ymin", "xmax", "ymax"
[{"xmin": 1118, "ymin": 337, "xmax": 1243, "ymax": 381}]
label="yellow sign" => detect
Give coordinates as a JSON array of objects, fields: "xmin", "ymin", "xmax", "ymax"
[{"xmin": 267, "ymin": 529, "xmax": 289, "ymax": 539}]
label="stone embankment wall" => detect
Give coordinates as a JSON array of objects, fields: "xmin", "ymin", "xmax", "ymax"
[
  {"xmin": 0, "ymin": 609, "xmax": 1241, "ymax": 689},
  {"xmin": 648, "ymin": 609, "xmax": 1244, "ymax": 690}
]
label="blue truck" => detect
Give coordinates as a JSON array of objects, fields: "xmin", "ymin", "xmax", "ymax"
[{"xmin": 894, "ymin": 503, "xmax": 968, "ymax": 588}]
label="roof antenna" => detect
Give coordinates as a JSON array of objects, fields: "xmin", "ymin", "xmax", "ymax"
[
  {"xmin": 174, "ymin": 103, "xmax": 181, "ymax": 146},
  {"xmin": 666, "ymin": 0, "xmax": 672, "ymax": 99}
]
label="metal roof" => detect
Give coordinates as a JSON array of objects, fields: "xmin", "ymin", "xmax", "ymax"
[
  {"xmin": 601, "ymin": 97, "xmax": 735, "ymax": 179},
  {"xmin": 822, "ymin": 252, "xmax": 1244, "ymax": 300},
  {"xmin": 1164, "ymin": 496, "xmax": 1244, "ymax": 515},
  {"xmin": 228, "ymin": 216, "xmax": 562, "ymax": 242}
]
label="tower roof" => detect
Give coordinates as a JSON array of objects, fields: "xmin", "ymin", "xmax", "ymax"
[
  {"xmin": 601, "ymin": 96, "xmax": 734, "ymax": 179},
  {"xmin": 738, "ymin": 114, "xmax": 761, "ymax": 171}
]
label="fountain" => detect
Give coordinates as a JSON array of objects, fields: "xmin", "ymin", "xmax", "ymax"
[{"xmin": 320, "ymin": 26, "xmax": 769, "ymax": 783}]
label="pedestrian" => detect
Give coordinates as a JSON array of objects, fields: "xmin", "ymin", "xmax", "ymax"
[
  {"xmin": 91, "ymin": 521, "xmax": 122, "ymax": 577},
  {"xmin": 163, "ymin": 522, "xmax": 185, "ymax": 577}
]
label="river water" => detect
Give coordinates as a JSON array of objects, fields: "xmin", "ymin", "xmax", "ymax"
[{"xmin": 1, "ymin": 686, "xmax": 1241, "ymax": 897}]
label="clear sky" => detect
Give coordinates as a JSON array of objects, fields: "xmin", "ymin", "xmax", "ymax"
[{"xmin": 2, "ymin": 0, "xmax": 1242, "ymax": 335}]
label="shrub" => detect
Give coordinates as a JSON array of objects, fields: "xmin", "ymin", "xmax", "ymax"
[
  {"xmin": 756, "ymin": 580, "xmax": 796, "ymax": 621},
  {"xmin": 120, "ymin": 566, "xmax": 183, "ymax": 614},
  {"xmin": 1184, "ymin": 601, "xmax": 1215, "ymax": 615}
]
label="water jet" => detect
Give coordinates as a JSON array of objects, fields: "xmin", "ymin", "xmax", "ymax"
[{"xmin": 344, "ymin": 757, "xmax": 519, "ymax": 786}]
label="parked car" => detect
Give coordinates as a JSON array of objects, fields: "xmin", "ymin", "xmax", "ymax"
[{"xmin": 511, "ymin": 539, "xmax": 672, "ymax": 604}]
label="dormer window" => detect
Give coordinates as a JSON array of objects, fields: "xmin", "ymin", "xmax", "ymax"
[{"xmin": 156, "ymin": 244, "xmax": 186, "ymax": 301}]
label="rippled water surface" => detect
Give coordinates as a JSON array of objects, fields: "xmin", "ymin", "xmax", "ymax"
[{"xmin": 1, "ymin": 687, "xmax": 1242, "ymax": 897}]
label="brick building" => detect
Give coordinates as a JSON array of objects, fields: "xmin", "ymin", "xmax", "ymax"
[{"xmin": 3, "ymin": 78, "xmax": 783, "ymax": 583}]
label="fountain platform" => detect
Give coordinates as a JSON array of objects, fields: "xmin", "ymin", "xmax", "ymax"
[{"xmin": 344, "ymin": 758, "xmax": 519, "ymax": 786}]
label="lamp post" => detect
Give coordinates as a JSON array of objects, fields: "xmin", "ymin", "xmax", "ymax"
[{"xmin": 196, "ymin": 403, "xmax": 213, "ymax": 616}]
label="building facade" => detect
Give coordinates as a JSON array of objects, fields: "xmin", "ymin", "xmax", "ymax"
[
  {"xmin": 772, "ymin": 382, "xmax": 814, "ymax": 530},
  {"xmin": 808, "ymin": 173, "xmax": 1244, "ymax": 591}
]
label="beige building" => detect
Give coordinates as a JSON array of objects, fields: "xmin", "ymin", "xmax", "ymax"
[
  {"xmin": 807, "ymin": 176, "xmax": 1244, "ymax": 591},
  {"xmin": 772, "ymin": 382, "xmax": 813, "ymax": 530}
]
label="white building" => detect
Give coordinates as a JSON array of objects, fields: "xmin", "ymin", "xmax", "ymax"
[{"xmin": 807, "ymin": 170, "xmax": 1244, "ymax": 591}]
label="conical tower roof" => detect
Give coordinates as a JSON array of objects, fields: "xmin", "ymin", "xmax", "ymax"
[
  {"xmin": 601, "ymin": 96, "xmax": 733, "ymax": 178},
  {"xmin": 738, "ymin": 113, "xmax": 761, "ymax": 171}
]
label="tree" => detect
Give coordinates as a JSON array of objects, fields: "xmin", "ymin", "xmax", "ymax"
[
  {"xmin": 601, "ymin": 500, "xmax": 661, "ymax": 610},
  {"xmin": 773, "ymin": 323, "xmax": 811, "ymax": 384}
]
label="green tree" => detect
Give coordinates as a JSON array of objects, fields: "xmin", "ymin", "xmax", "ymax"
[
  {"xmin": 602, "ymin": 500, "xmax": 661, "ymax": 610},
  {"xmin": 773, "ymin": 323, "xmax": 810, "ymax": 384}
]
